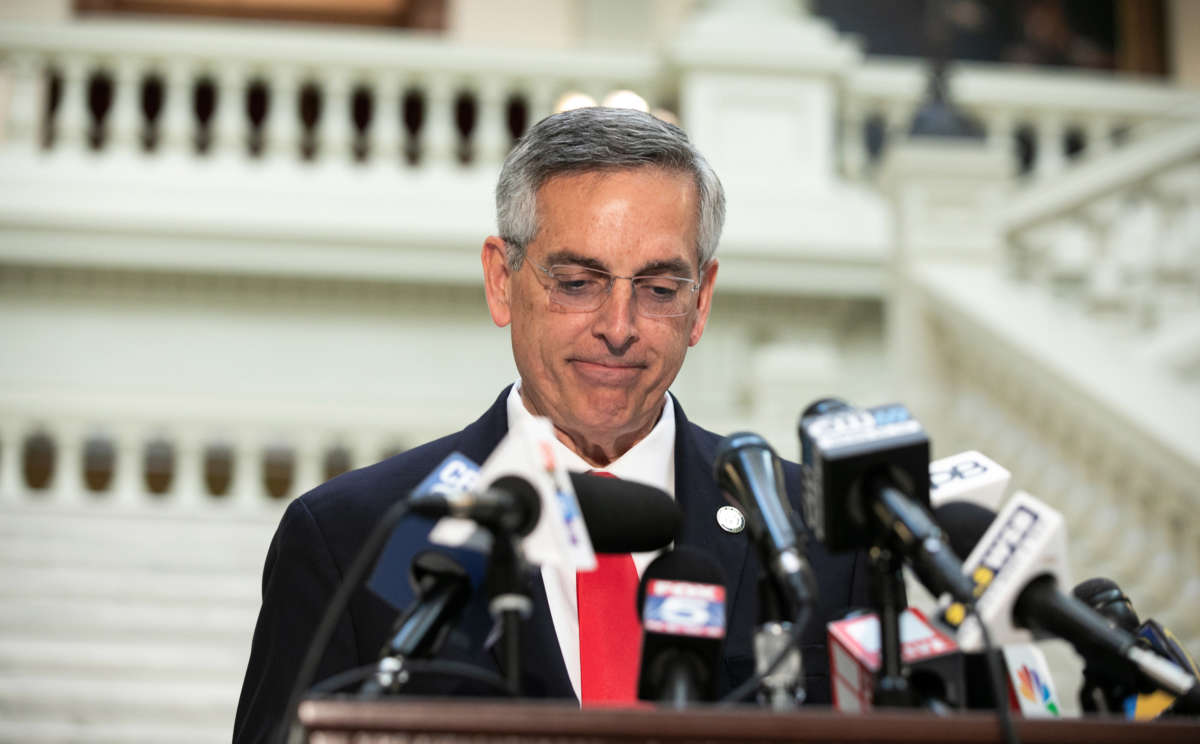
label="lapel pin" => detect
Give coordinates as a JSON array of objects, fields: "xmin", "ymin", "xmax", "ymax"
[{"xmin": 716, "ymin": 505, "xmax": 745, "ymax": 534}]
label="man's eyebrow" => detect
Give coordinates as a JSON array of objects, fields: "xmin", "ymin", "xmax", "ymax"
[
  {"xmin": 633, "ymin": 258, "xmax": 694, "ymax": 277},
  {"xmin": 545, "ymin": 251, "xmax": 695, "ymax": 278},
  {"xmin": 543, "ymin": 250, "xmax": 607, "ymax": 271}
]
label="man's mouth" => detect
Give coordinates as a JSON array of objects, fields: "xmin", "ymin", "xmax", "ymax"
[{"xmin": 570, "ymin": 359, "xmax": 646, "ymax": 383}]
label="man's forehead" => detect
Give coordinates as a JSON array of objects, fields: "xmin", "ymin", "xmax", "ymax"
[{"xmin": 531, "ymin": 167, "xmax": 702, "ymax": 273}]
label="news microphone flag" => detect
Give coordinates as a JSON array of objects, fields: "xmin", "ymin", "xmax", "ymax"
[
  {"xmin": 929, "ymin": 450, "xmax": 1011, "ymax": 511},
  {"xmin": 827, "ymin": 607, "xmax": 962, "ymax": 713}
]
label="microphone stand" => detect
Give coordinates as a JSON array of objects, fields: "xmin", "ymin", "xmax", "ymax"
[
  {"xmin": 753, "ymin": 573, "xmax": 804, "ymax": 710},
  {"xmin": 485, "ymin": 532, "xmax": 531, "ymax": 696},
  {"xmin": 869, "ymin": 546, "xmax": 918, "ymax": 708}
]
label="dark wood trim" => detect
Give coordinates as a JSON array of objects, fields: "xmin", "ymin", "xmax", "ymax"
[
  {"xmin": 73, "ymin": 0, "xmax": 446, "ymax": 30},
  {"xmin": 300, "ymin": 698, "xmax": 1200, "ymax": 744},
  {"xmin": 1116, "ymin": 0, "xmax": 1167, "ymax": 76}
]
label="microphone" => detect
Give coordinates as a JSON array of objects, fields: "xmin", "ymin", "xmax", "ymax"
[
  {"xmin": 570, "ymin": 472, "xmax": 681, "ymax": 553},
  {"xmin": 938, "ymin": 491, "xmax": 1200, "ymax": 709},
  {"xmin": 362, "ymin": 551, "xmax": 479, "ymax": 695},
  {"xmin": 1074, "ymin": 576, "xmax": 1200, "ymax": 718},
  {"xmin": 932, "ymin": 499, "xmax": 1065, "ymax": 718},
  {"xmin": 713, "ymin": 432, "xmax": 817, "ymax": 618},
  {"xmin": 368, "ymin": 456, "xmax": 681, "ymax": 612},
  {"xmin": 636, "ymin": 547, "xmax": 727, "ymax": 706},
  {"xmin": 798, "ymin": 399, "xmax": 975, "ymax": 603},
  {"xmin": 408, "ymin": 475, "xmax": 541, "ymax": 536},
  {"xmin": 827, "ymin": 607, "xmax": 965, "ymax": 713}
]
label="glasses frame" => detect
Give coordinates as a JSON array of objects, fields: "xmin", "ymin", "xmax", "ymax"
[{"xmin": 532, "ymin": 262, "xmax": 703, "ymax": 318}]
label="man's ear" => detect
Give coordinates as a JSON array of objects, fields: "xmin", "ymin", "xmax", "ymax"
[
  {"xmin": 482, "ymin": 236, "xmax": 513, "ymax": 328},
  {"xmin": 688, "ymin": 258, "xmax": 718, "ymax": 347}
]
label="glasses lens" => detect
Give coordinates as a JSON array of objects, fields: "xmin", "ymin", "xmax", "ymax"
[
  {"xmin": 543, "ymin": 265, "xmax": 696, "ymax": 317},
  {"xmin": 546, "ymin": 266, "xmax": 608, "ymax": 309},
  {"xmin": 633, "ymin": 276, "xmax": 692, "ymax": 317}
]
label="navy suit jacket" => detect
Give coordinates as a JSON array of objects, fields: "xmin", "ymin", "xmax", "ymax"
[{"xmin": 233, "ymin": 388, "xmax": 873, "ymax": 743}]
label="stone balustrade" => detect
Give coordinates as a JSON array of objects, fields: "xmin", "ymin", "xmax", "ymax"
[
  {"xmin": 0, "ymin": 19, "xmax": 663, "ymax": 167},
  {"xmin": 0, "ymin": 396, "xmax": 413, "ymax": 512},
  {"xmin": 842, "ymin": 57, "xmax": 1199, "ymax": 181}
]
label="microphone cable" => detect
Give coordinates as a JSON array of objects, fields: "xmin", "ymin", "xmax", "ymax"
[{"xmin": 969, "ymin": 605, "xmax": 1020, "ymax": 744}]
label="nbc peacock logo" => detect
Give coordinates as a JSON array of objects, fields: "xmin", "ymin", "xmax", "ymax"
[{"xmin": 1017, "ymin": 665, "xmax": 1060, "ymax": 715}]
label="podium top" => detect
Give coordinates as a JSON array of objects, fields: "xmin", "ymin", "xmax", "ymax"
[{"xmin": 299, "ymin": 698, "xmax": 1200, "ymax": 744}]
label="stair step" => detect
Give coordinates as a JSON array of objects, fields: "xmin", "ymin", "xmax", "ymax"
[
  {"xmin": 0, "ymin": 598, "xmax": 258, "ymax": 641},
  {"xmin": 0, "ymin": 637, "xmax": 249, "ymax": 681},
  {"xmin": 0, "ymin": 673, "xmax": 235, "ymax": 723},
  {"xmin": 0, "ymin": 564, "xmax": 261, "ymax": 605},
  {"xmin": 0, "ymin": 718, "xmax": 231, "ymax": 744}
]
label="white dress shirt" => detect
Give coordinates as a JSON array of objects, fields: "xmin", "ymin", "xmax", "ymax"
[{"xmin": 505, "ymin": 381, "xmax": 677, "ymax": 701}]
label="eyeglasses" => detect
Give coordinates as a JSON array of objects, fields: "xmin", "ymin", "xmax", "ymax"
[{"xmin": 532, "ymin": 263, "xmax": 701, "ymax": 318}]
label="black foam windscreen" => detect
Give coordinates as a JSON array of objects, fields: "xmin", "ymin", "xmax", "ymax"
[
  {"xmin": 636, "ymin": 545, "xmax": 728, "ymax": 703},
  {"xmin": 487, "ymin": 475, "xmax": 542, "ymax": 536},
  {"xmin": 569, "ymin": 472, "xmax": 681, "ymax": 554},
  {"xmin": 1073, "ymin": 577, "xmax": 1141, "ymax": 633},
  {"xmin": 933, "ymin": 500, "xmax": 997, "ymax": 561}
]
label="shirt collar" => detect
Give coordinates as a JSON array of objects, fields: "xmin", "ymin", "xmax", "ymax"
[{"xmin": 505, "ymin": 381, "xmax": 676, "ymax": 499}]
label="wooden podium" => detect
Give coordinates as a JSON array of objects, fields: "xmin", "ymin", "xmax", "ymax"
[{"xmin": 299, "ymin": 698, "xmax": 1200, "ymax": 743}]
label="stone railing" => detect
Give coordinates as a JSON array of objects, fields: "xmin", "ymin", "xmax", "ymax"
[
  {"xmin": 842, "ymin": 57, "xmax": 1199, "ymax": 181},
  {"xmin": 0, "ymin": 18, "xmax": 663, "ymax": 168},
  {"xmin": 1002, "ymin": 116, "xmax": 1200, "ymax": 338},
  {"xmin": 0, "ymin": 392, "xmax": 420, "ymax": 513},
  {"xmin": 888, "ymin": 116, "xmax": 1200, "ymax": 659}
]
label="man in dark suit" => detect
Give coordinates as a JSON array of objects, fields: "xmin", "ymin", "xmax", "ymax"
[{"xmin": 234, "ymin": 107, "xmax": 871, "ymax": 743}]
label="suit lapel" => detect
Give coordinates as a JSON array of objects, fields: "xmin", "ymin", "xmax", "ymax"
[{"xmin": 670, "ymin": 397, "xmax": 751, "ymax": 620}]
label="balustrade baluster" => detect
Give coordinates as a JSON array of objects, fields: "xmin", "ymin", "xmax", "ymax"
[
  {"xmin": 472, "ymin": 76, "xmax": 508, "ymax": 167},
  {"xmin": 320, "ymin": 70, "xmax": 353, "ymax": 165},
  {"xmin": 106, "ymin": 58, "xmax": 144, "ymax": 157},
  {"xmin": 349, "ymin": 435, "xmax": 380, "ymax": 471},
  {"xmin": 230, "ymin": 436, "xmax": 266, "ymax": 510},
  {"xmin": 0, "ymin": 422, "xmax": 25, "ymax": 502},
  {"xmin": 53, "ymin": 55, "xmax": 90, "ymax": 155},
  {"xmin": 984, "ymin": 108, "xmax": 1015, "ymax": 170},
  {"xmin": 421, "ymin": 74, "xmax": 455, "ymax": 168},
  {"xmin": 50, "ymin": 425, "xmax": 85, "ymax": 503},
  {"xmin": 1034, "ymin": 113, "xmax": 1065, "ymax": 179},
  {"xmin": 262, "ymin": 66, "xmax": 301, "ymax": 162},
  {"xmin": 525, "ymin": 79, "xmax": 556, "ymax": 129},
  {"xmin": 170, "ymin": 435, "xmax": 203, "ymax": 507},
  {"xmin": 110, "ymin": 428, "xmax": 142, "ymax": 506},
  {"xmin": 3, "ymin": 53, "xmax": 47, "ymax": 154},
  {"xmin": 370, "ymin": 73, "xmax": 402, "ymax": 167},
  {"xmin": 159, "ymin": 60, "xmax": 196, "ymax": 157},
  {"xmin": 212, "ymin": 64, "xmax": 248, "ymax": 160},
  {"xmin": 293, "ymin": 437, "xmax": 323, "ymax": 499},
  {"xmin": 1086, "ymin": 118, "xmax": 1112, "ymax": 159}
]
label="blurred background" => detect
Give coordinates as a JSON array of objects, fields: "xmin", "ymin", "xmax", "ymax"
[{"xmin": 0, "ymin": 0, "xmax": 1197, "ymax": 740}]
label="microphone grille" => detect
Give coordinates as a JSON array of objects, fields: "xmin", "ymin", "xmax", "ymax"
[{"xmin": 637, "ymin": 545, "xmax": 727, "ymax": 613}]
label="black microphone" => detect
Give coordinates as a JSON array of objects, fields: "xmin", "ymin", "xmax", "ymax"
[
  {"xmin": 1074, "ymin": 578, "xmax": 1140, "ymax": 633},
  {"xmin": 933, "ymin": 500, "xmax": 996, "ymax": 565},
  {"xmin": 636, "ymin": 546, "xmax": 727, "ymax": 706},
  {"xmin": 713, "ymin": 432, "xmax": 817, "ymax": 617},
  {"xmin": 798, "ymin": 399, "xmax": 975, "ymax": 603},
  {"xmin": 569, "ymin": 472, "xmax": 681, "ymax": 553},
  {"xmin": 1074, "ymin": 576, "xmax": 1200, "ymax": 718},
  {"xmin": 936, "ymin": 494, "xmax": 1200, "ymax": 710},
  {"xmin": 408, "ymin": 475, "xmax": 541, "ymax": 536}
]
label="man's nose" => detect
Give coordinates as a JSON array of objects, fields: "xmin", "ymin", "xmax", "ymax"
[{"xmin": 592, "ymin": 278, "xmax": 638, "ymax": 352}]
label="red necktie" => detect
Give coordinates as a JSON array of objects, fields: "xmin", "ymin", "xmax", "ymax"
[{"xmin": 576, "ymin": 471, "xmax": 641, "ymax": 705}]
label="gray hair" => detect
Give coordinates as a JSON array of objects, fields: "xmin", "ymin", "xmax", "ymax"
[{"xmin": 495, "ymin": 107, "xmax": 725, "ymax": 272}]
